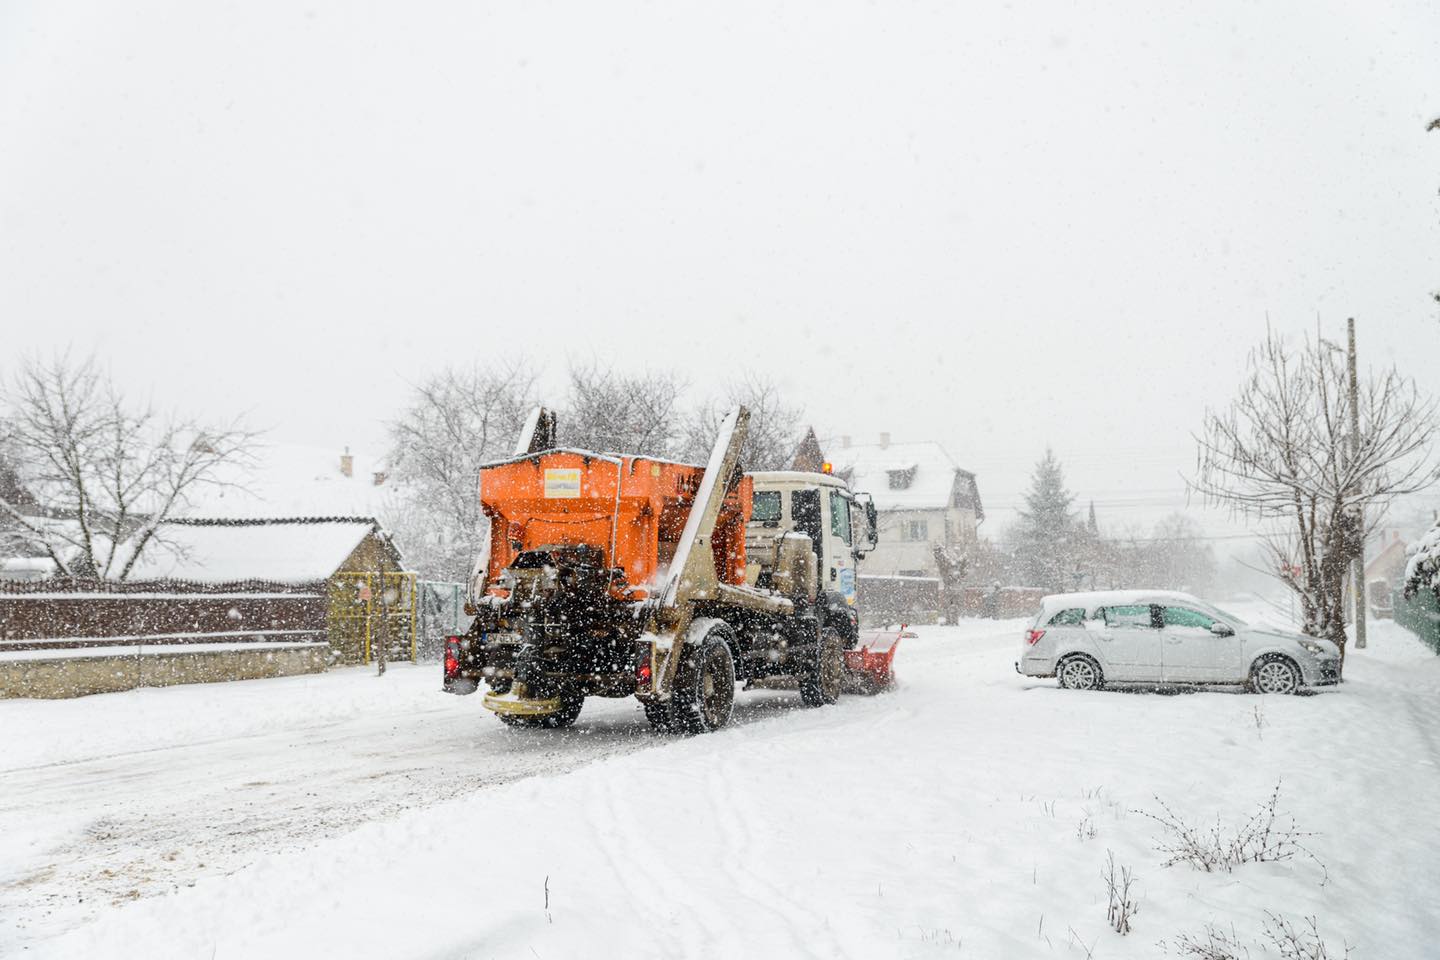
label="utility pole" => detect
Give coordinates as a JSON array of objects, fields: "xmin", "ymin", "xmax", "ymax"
[
  {"xmin": 376, "ymin": 547, "xmax": 390, "ymax": 676},
  {"xmin": 1348, "ymin": 317, "xmax": 1367, "ymax": 650}
]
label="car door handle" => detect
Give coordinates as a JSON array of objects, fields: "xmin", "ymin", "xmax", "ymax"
[{"xmin": 1165, "ymin": 639, "xmax": 1184, "ymax": 644}]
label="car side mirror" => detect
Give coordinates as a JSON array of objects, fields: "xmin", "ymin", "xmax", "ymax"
[{"xmin": 1210, "ymin": 623, "xmax": 1235, "ymax": 637}]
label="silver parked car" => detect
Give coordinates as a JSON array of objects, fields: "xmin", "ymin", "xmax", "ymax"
[{"xmin": 1015, "ymin": 590, "xmax": 1341, "ymax": 694}]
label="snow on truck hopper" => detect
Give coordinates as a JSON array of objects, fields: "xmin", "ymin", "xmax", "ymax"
[{"xmin": 442, "ymin": 405, "xmax": 899, "ymax": 732}]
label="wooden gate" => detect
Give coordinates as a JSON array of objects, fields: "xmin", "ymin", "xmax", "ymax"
[{"xmin": 327, "ymin": 571, "xmax": 418, "ymax": 664}]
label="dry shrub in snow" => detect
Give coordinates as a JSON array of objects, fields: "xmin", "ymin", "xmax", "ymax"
[
  {"xmin": 1137, "ymin": 781, "xmax": 1325, "ymax": 880},
  {"xmin": 1261, "ymin": 913, "xmax": 1352, "ymax": 959},
  {"xmin": 1103, "ymin": 849, "xmax": 1138, "ymax": 934},
  {"xmin": 1170, "ymin": 922, "xmax": 1250, "ymax": 959},
  {"xmin": 1167, "ymin": 915, "xmax": 1350, "ymax": 960}
]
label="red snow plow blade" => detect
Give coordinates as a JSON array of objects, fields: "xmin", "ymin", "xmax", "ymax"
[{"xmin": 843, "ymin": 626, "xmax": 912, "ymax": 694}]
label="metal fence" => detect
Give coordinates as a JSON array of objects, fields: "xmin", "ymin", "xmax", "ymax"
[
  {"xmin": 1395, "ymin": 587, "xmax": 1440, "ymax": 655},
  {"xmin": 416, "ymin": 580, "xmax": 473, "ymax": 661}
]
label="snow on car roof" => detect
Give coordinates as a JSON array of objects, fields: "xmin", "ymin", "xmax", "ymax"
[{"xmin": 1038, "ymin": 589, "xmax": 1205, "ymax": 614}]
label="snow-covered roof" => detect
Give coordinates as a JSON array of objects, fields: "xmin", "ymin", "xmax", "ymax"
[
  {"xmin": 125, "ymin": 519, "xmax": 379, "ymax": 584},
  {"xmin": 827, "ymin": 440, "xmax": 977, "ymax": 513},
  {"xmin": 182, "ymin": 443, "xmax": 400, "ymax": 521},
  {"xmin": 0, "ymin": 557, "xmax": 58, "ymax": 581}
]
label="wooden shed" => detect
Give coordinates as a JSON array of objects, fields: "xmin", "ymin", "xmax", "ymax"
[{"xmin": 128, "ymin": 517, "xmax": 417, "ymax": 665}]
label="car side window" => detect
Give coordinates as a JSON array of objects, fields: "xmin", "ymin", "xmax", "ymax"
[
  {"xmin": 1162, "ymin": 607, "xmax": 1215, "ymax": 630},
  {"xmin": 1102, "ymin": 605, "xmax": 1155, "ymax": 628},
  {"xmin": 1047, "ymin": 608, "xmax": 1086, "ymax": 626}
]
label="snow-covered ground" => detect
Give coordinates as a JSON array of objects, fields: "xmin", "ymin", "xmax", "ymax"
[{"xmin": 3, "ymin": 610, "xmax": 1439, "ymax": 958}]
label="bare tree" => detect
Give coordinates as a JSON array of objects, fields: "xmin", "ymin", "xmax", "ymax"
[
  {"xmin": 1139, "ymin": 513, "xmax": 1217, "ymax": 593},
  {"xmin": 559, "ymin": 363, "xmax": 685, "ymax": 458},
  {"xmin": 0, "ymin": 353, "xmax": 255, "ymax": 579},
  {"xmin": 679, "ymin": 374, "xmax": 803, "ymax": 471},
  {"xmin": 1193, "ymin": 328, "xmax": 1439, "ymax": 656},
  {"xmin": 386, "ymin": 362, "xmax": 538, "ymax": 582}
]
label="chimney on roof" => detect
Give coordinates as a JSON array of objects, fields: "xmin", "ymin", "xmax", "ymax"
[
  {"xmin": 879, "ymin": 432, "xmax": 890, "ymax": 449},
  {"xmin": 340, "ymin": 447, "xmax": 353, "ymax": 478},
  {"xmin": 840, "ymin": 435, "xmax": 851, "ymax": 448},
  {"xmin": 373, "ymin": 470, "xmax": 387, "ymax": 487}
]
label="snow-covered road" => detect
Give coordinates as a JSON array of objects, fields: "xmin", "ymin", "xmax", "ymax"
[
  {"xmin": 0, "ymin": 658, "xmax": 834, "ymax": 950},
  {"xmin": 4, "ymin": 612, "xmax": 1440, "ymax": 958}
]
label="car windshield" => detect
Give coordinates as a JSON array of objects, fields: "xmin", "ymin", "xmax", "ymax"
[{"xmin": 1198, "ymin": 601, "xmax": 1247, "ymax": 627}]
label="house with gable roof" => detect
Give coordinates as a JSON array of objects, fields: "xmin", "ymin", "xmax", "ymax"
[{"xmin": 829, "ymin": 433, "xmax": 983, "ymax": 579}]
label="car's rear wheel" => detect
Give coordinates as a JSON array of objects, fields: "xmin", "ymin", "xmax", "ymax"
[
  {"xmin": 1250, "ymin": 655, "xmax": 1301, "ymax": 695},
  {"xmin": 1057, "ymin": 654, "xmax": 1104, "ymax": 691}
]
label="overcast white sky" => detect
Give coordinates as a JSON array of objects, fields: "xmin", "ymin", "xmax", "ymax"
[{"xmin": 2, "ymin": 1, "xmax": 1438, "ymax": 546}]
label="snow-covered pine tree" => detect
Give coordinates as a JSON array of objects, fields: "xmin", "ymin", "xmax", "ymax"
[{"xmin": 1010, "ymin": 448, "xmax": 1080, "ymax": 593}]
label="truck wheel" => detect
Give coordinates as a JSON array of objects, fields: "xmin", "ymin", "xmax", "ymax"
[
  {"xmin": 667, "ymin": 622, "xmax": 737, "ymax": 734},
  {"xmin": 800, "ymin": 629, "xmax": 844, "ymax": 707},
  {"xmin": 642, "ymin": 700, "xmax": 677, "ymax": 732}
]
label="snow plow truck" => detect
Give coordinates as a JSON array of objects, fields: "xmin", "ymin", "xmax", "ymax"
[{"xmin": 442, "ymin": 405, "xmax": 900, "ymax": 733}]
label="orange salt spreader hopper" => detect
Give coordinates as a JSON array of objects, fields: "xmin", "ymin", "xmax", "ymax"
[{"xmin": 476, "ymin": 451, "xmax": 753, "ymax": 603}]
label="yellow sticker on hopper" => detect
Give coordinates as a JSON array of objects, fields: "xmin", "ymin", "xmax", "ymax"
[{"xmin": 543, "ymin": 468, "xmax": 581, "ymax": 498}]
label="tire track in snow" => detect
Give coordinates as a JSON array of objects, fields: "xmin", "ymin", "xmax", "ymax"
[
  {"xmin": 582, "ymin": 762, "xmax": 725, "ymax": 957},
  {"xmin": 702, "ymin": 747, "xmax": 826, "ymax": 959}
]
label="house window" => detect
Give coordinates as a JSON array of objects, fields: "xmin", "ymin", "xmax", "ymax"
[
  {"xmin": 887, "ymin": 465, "xmax": 917, "ymax": 489},
  {"xmin": 903, "ymin": 519, "xmax": 928, "ymax": 541}
]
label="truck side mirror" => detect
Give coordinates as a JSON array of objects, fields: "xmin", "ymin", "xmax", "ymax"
[{"xmin": 855, "ymin": 493, "xmax": 879, "ymax": 553}]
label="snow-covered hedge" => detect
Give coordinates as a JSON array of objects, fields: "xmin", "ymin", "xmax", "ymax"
[{"xmin": 1404, "ymin": 521, "xmax": 1440, "ymax": 597}]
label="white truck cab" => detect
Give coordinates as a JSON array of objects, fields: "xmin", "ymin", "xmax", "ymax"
[{"xmin": 745, "ymin": 471, "xmax": 878, "ymax": 642}]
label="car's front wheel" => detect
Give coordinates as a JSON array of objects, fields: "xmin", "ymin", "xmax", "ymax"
[
  {"xmin": 1057, "ymin": 654, "xmax": 1104, "ymax": 691},
  {"xmin": 1250, "ymin": 655, "xmax": 1301, "ymax": 695}
]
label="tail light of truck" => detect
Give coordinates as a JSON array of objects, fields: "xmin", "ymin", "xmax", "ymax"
[
  {"xmin": 444, "ymin": 636, "xmax": 461, "ymax": 679},
  {"xmin": 1026, "ymin": 629, "xmax": 1045, "ymax": 646},
  {"xmin": 635, "ymin": 647, "xmax": 653, "ymax": 690}
]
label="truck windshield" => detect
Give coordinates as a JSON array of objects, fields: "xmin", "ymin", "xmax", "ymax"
[{"xmin": 752, "ymin": 489, "xmax": 782, "ymax": 522}]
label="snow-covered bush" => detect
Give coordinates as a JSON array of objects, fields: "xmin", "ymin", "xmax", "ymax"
[{"xmin": 1403, "ymin": 520, "xmax": 1440, "ymax": 598}]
